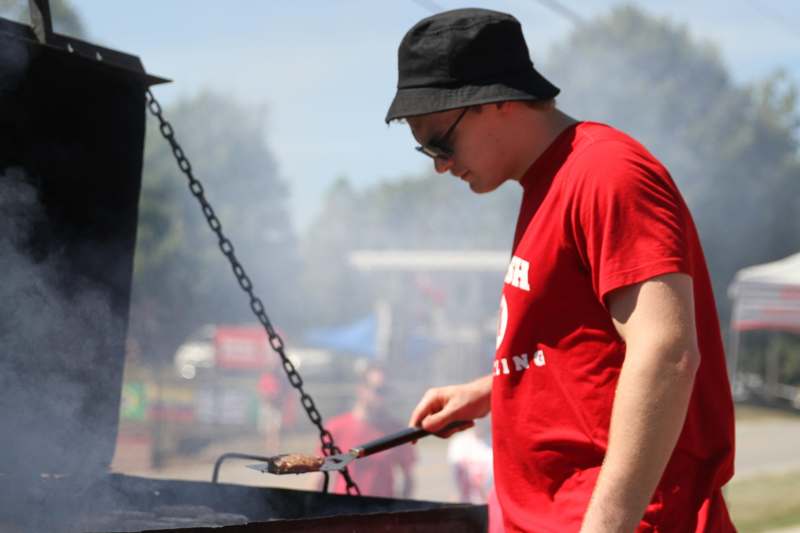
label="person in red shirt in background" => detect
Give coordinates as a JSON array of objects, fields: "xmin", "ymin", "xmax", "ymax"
[
  {"xmin": 326, "ymin": 363, "xmax": 416, "ymax": 498},
  {"xmin": 258, "ymin": 350, "xmax": 296, "ymax": 452},
  {"xmin": 387, "ymin": 8, "xmax": 736, "ymax": 532},
  {"xmin": 257, "ymin": 370, "xmax": 283, "ymax": 452}
]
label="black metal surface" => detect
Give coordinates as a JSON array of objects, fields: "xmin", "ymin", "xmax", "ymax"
[
  {"xmin": 103, "ymin": 474, "xmax": 482, "ymax": 525},
  {"xmin": 1, "ymin": 12, "xmax": 165, "ymax": 485},
  {"xmin": 0, "ymin": 16, "xmax": 169, "ymax": 85},
  {"xmin": 0, "ymin": 474, "xmax": 487, "ymax": 532}
]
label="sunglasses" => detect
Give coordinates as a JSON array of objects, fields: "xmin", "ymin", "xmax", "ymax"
[{"xmin": 415, "ymin": 107, "xmax": 468, "ymax": 160}]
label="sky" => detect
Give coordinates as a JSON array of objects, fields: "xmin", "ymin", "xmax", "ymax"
[{"xmin": 30, "ymin": 0, "xmax": 800, "ymax": 230}]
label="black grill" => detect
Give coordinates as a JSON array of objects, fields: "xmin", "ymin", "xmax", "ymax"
[{"xmin": 0, "ymin": 9, "xmax": 485, "ymax": 533}]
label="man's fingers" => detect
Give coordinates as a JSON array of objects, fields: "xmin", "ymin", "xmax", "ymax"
[
  {"xmin": 435, "ymin": 420, "xmax": 475, "ymax": 438},
  {"xmin": 408, "ymin": 400, "xmax": 427, "ymax": 428},
  {"xmin": 419, "ymin": 407, "xmax": 454, "ymax": 434},
  {"xmin": 408, "ymin": 388, "xmax": 441, "ymax": 428}
]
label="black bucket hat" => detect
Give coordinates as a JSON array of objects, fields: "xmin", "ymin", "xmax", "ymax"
[{"xmin": 385, "ymin": 8, "xmax": 560, "ymax": 123}]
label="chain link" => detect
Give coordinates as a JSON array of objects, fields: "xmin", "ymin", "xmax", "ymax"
[{"xmin": 145, "ymin": 90, "xmax": 361, "ymax": 496}]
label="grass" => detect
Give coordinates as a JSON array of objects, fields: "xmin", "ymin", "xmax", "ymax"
[
  {"xmin": 735, "ymin": 403, "xmax": 800, "ymax": 422},
  {"xmin": 726, "ymin": 403, "xmax": 800, "ymax": 531},
  {"xmin": 728, "ymin": 470, "xmax": 800, "ymax": 532}
]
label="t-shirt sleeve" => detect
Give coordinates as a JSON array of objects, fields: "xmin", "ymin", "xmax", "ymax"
[{"xmin": 570, "ymin": 141, "xmax": 691, "ymax": 304}]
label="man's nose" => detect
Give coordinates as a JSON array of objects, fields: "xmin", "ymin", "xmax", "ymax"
[{"xmin": 434, "ymin": 156, "xmax": 453, "ymax": 174}]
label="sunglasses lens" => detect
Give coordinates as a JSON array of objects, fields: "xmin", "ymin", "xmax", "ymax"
[{"xmin": 416, "ymin": 145, "xmax": 451, "ymax": 160}]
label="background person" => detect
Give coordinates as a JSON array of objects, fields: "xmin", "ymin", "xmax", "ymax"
[
  {"xmin": 325, "ymin": 363, "xmax": 416, "ymax": 498},
  {"xmin": 257, "ymin": 368, "xmax": 283, "ymax": 452}
]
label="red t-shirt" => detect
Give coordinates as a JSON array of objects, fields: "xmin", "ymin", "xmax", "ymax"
[
  {"xmin": 326, "ymin": 412, "xmax": 416, "ymax": 498},
  {"xmin": 492, "ymin": 122, "xmax": 735, "ymax": 532}
]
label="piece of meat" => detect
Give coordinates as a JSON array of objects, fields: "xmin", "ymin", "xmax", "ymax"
[{"xmin": 267, "ymin": 453, "xmax": 324, "ymax": 475}]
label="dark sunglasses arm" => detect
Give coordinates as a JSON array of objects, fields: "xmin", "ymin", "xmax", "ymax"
[{"xmin": 415, "ymin": 107, "xmax": 468, "ymax": 160}]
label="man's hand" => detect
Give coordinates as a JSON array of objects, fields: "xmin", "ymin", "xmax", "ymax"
[
  {"xmin": 408, "ymin": 374, "xmax": 493, "ymax": 437},
  {"xmin": 580, "ymin": 272, "xmax": 701, "ymax": 532}
]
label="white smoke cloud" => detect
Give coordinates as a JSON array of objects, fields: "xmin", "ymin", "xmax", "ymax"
[{"xmin": 0, "ymin": 167, "xmax": 122, "ymax": 479}]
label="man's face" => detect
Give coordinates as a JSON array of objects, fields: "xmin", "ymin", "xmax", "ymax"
[{"xmin": 407, "ymin": 105, "xmax": 513, "ymax": 194}]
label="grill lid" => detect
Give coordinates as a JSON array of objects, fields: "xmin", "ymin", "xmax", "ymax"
[{"xmin": 0, "ymin": 14, "xmax": 166, "ymax": 480}]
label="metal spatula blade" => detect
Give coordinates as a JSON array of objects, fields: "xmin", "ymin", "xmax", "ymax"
[
  {"xmin": 319, "ymin": 451, "xmax": 359, "ymax": 472},
  {"xmin": 246, "ymin": 463, "xmax": 274, "ymax": 474}
]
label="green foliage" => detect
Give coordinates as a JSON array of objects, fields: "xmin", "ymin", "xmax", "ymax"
[
  {"xmin": 130, "ymin": 92, "xmax": 298, "ymax": 361},
  {"xmin": 728, "ymin": 468, "xmax": 800, "ymax": 531}
]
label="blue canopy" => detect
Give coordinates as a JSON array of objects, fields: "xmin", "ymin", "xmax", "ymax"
[{"xmin": 304, "ymin": 315, "xmax": 377, "ymax": 357}]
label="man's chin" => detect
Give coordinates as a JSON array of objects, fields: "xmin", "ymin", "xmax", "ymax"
[{"xmin": 469, "ymin": 182, "xmax": 496, "ymax": 194}]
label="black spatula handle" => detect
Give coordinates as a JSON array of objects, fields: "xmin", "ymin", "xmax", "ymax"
[{"xmin": 355, "ymin": 420, "xmax": 473, "ymax": 458}]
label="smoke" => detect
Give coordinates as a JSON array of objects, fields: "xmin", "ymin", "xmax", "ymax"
[{"xmin": 0, "ymin": 167, "xmax": 124, "ymax": 482}]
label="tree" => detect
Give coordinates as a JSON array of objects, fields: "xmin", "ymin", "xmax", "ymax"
[
  {"xmin": 299, "ymin": 177, "xmax": 373, "ymax": 327},
  {"xmin": 130, "ymin": 92, "xmax": 299, "ymax": 362}
]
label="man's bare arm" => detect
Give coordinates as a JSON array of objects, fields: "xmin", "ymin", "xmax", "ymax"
[{"xmin": 580, "ymin": 273, "xmax": 700, "ymax": 532}]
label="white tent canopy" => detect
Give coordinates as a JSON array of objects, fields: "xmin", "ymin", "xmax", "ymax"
[
  {"xmin": 728, "ymin": 252, "xmax": 800, "ymax": 333},
  {"xmin": 728, "ymin": 252, "xmax": 800, "ymax": 406}
]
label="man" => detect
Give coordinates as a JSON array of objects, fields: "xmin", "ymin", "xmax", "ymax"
[
  {"xmin": 387, "ymin": 8, "xmax": 735, "ymax": 532},
  {"xmin": 326, "ymin": 363, "xmax": 416, "ymax": 498}
]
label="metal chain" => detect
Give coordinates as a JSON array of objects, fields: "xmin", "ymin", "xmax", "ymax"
[{"xmin": 145, "ymin": 90, "xmax": 361, "ymax": 496}]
